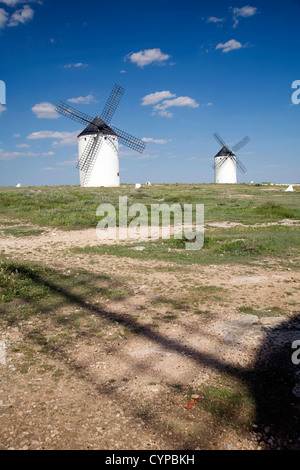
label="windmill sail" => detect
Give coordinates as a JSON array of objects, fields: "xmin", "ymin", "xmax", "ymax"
[
  {"xmin": 56, "ymin": 84, "xmax": 146, "ymax": 187},
  {"xmin": 213, "ymin": 132, "xmax": 250, "ymax": 183},
  {"xmin": 100, "ymin": 84, "xmax": 125, "ymax": 124}
]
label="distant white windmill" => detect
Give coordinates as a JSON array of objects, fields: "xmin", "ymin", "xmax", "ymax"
[
  {"xmin": 212, "ymin": 133, "xmax": 250, "ymax": 184},
  {"xmin": 55, "ymin": 85, "xmax": 146, "ymax": 187}
]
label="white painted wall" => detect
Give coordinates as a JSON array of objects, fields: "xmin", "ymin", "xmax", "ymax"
[
  {"xmin": 214, "ymin": 155, "xmax": 237, "ymax": 184},
  {"xmin": 78, "ymin": 133, "xmax": 120, "ymax": 187}
]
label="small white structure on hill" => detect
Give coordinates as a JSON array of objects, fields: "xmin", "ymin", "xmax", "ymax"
[{"xmin": 285, "ymin": 185, "xmax": 294, "ymax": 192}]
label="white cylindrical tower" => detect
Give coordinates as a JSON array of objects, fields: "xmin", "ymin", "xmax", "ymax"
[
  {"xmin": 214, "ymin": 147, "xmax": 237, "ymax": 184},
  {"xmin": 78, "ymin": 118, "xmax": 120, "ymax": 188}
]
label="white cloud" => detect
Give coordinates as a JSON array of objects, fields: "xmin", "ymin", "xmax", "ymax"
[
  {"xmin": 64, "ymin": 63, "xmax": 88, "ymax": 69},
  {"xmin": 216, "ymin": 39, "xmax": 244, "ymax": 53},
  {"xmin": 0, "ymin": 2, "xmax": 39, "ymax": 29},
  {"xmin": 157, "ymin": 96, "xmax": 199, "ymax": 109},
  {"xmin": 8, "ymin": 5, "xmax": 34, "ymax": 27},
  {"xmin": 154, "ymin": 96, "xmax": 199, "ymax": 118},
  {"xmin": 42, "ymin": 151, "xmax": 55, "ymax": 156},
  {"xmin": 119, "ymin": 149, "xmax": 138, "ymax": 158},
  {"xmin": 1, "ymin": 1, "xmax": 41, "ymax": 6},
  {"xmin": 142, "ymin": 137, "xmax": 169, "ymax": 144},
  {"xmin": 13, "ymin": 133, "xmax": 21, "ymax": 138},
  {"xmin": 0, "ymin": 148, "xmax": 39, "ymax": 160},
  {"xmin": 57, "ymin": 158, "xmax": 78, "ymax": 166},
  {"xmin": 43, "ymin": 167, "xmax": 61, "ymax": 171},
  {"xmin": 135, "ymin": 153, "xmax": 159, "ymax": 161},
  {"xmin": 15, "ymin": 143, "xmax": 30, "ymax": 148},
  {"xmin": 141, "ymin": 91, "xmax": 176, "ymax": 106},
  {"xmin": 120, "ymin": 70, "xmax": 127, "ymax": 74},
  {"xmin": 154, "ymin": 108, "xmax": 173, "ymax": 118},
  {"xmin": 207, "ymin": 16, "xmax": 225, "ymax": 23},
  {"xmin": 232, "ymin": 5, "xmax": 258, "ymax": 28},
  {"xmin": 142, "ymin": 91, "xmax": 199, "ymax": 118},
  {"xmin": 68, "ymin": 94, "xmax": 96, "ymax": 105},
  {"xmin": 0, "ymin": 8, "xmax": 8, "ymax": 28},
  {"xmin": 0, "ymin": 104, "xmax": 7, "ymax": 115},
  {"xmin": 27, "ymin": 130, "xmax": 79, "ymax": 147},
  {"xmin": 126, "ymin": 48, "xmax": 170, "ymax": 68},
  {"xmin": 32, "ymin": 102, "xmax": 58, "ymax": 119}
]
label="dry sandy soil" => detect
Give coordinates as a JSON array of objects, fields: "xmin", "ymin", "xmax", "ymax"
[{"xmin": 0, "ymin": 224, "xmax": 299, "ymax": 450}]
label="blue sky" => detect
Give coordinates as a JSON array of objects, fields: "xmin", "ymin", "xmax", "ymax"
[{"xmin": 0, "ymin": 0, "xmax": 300, "ymax": 185}]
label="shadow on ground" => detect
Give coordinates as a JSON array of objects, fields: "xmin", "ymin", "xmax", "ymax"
[{"xmin": 1, "ymin": 259, "xmax": 300, "ymax": 449}]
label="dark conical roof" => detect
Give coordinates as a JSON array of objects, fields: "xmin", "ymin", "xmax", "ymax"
[
  {"xmin": 78, "ymin": 116, "xmax": 117, "ymax": 138},
  {"xmin": 214, "ymin": 146, "xmax": 234, "ymax": 158}
]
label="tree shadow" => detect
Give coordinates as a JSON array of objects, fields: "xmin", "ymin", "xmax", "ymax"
[
  {"xmin": 1, "ymin": 259, "xmax": 300, "ymax": 448},
  {"xmin": 247, "ymin": 315, "xmax": 300, "ymax": 447}
]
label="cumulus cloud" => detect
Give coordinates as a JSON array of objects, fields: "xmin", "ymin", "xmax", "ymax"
[
  {"xmin": 135, "ymin": 153, "xmax": 159, "ymax": 161},
  {"xmin": 154, "ymin": 96, "xmax": 199, "ymax": 118},
  {"xmin": 1, "ymin": 1, "xmax": 41, "ymax": 6},
  {"xmin": 141, "ymin": 91, "xmax": 176, "ymax": 106},
  {"xmin": 126, "ymin": 48, "xmax": 170, "ymax": 68},
  {"xmin": 157, "ymin": 96, "xmax": 199, "ymax": 109},
  {"xmin": 32, "ymin": 102, "xmax": 59, "ymax": 119},
  {"xmin": 8, "ymin": 5, "xmax": 34, "ymax": 26},
  {"xmin": 142, "ymin": 91, "xmax": 199, "ymax": 118},
  {"xmin": 216, "ymin": 39, "xmax": 245, "ymax": 53},
  {"xmin": 43, "ymin": 167, "xmax": 61, "ymax": 171},
  {"xmin": 57, "ymin": 158, "xmax": 78, "ymax": 166},
  {"xmin": 15, "ymin": 143, "xmax": 30, "ymax": 148},
  {"xmin": 0, "ymin": 8, "xmax": 9, "ymax": 28},
  {"xmin": 0, "ymin": 149, "xmax": 39, "ymax": 160},
  {"xmin": 42, "ymin": 151, "xmax": 55, "ymax": 156},
  {"xmin": 0, "ymin": 2, "xmax": 39, "ymax": 29},
  {"xmin": 27, "ymin": 130, "xmax": 79, "ymax": 147},
  {"xmin": 68, "ymin": 95, "xmax": 96, "ymax": 105},
  {"xmin": 119, "ymin": 149, "xmax": 138, "ymax": 158},
  {"xmin": 142, "ymin": 137, "xmax": 169, "ymax": 144},
  {"xmin": 64, "ymin": 63, "xmax": 88, "ymax": 69},
  {"xmin": 207, "ymin": 16, "xmax": 225, "ymax": 24},
  {"xmin": 0, "ymin": 104, "xmax": 7, "ymax": 115},
  {"xmin": 232, "ymin": 5, "xmax": 258, "ymax": 28}
]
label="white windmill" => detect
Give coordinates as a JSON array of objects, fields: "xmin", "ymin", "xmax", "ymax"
[
  {"xmin": 212, "ymin": 132, "xmax": 250, "ymax": 184},
  {"xmin": 56, "ymin": 85, "xmax": 146, "ymax": 187}
]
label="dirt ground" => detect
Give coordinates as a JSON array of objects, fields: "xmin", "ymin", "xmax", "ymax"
[{"xmin": 0, "ymin": 224, "xmax": 299, "ymax": 450}]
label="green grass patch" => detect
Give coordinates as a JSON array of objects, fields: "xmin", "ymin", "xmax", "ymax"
[
  {"xmin": 0, "ymin": 226, "xmax": 44, "ymax": 237},
  {"xmin": 73, "ymin": 224, "xmax": 300, "ymax": 265},
  {"xmin": 0, "ymin": 256, "xmax": 130, "ymax": 328},
  {"xmin": 237, "ymin": 305, "xmax": 286, "ymax": 318},
  {"xmin": 0, "ymin": 184, "xmax": 299, "ymax": 230}
]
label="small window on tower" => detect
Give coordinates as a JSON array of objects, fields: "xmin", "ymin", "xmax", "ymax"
[{"xmin": 117, "ymin": 173, "xmax": 119, "ymax": 177}]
